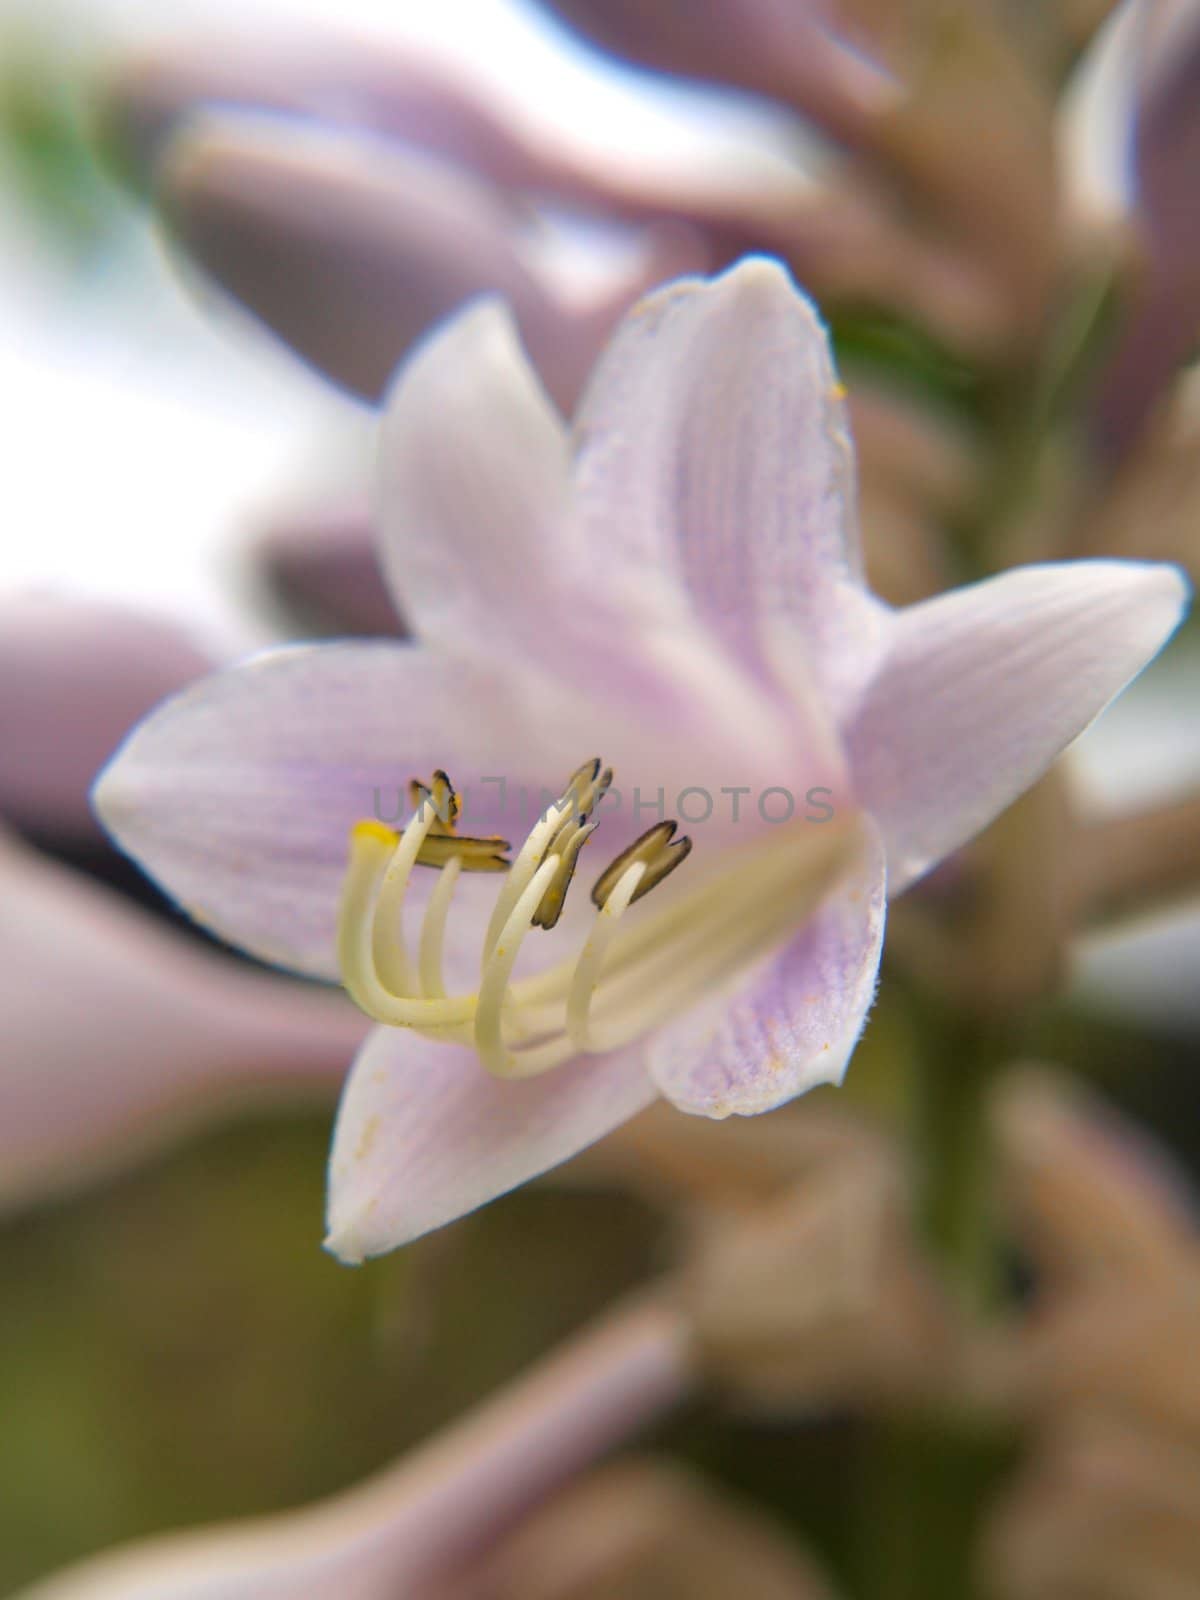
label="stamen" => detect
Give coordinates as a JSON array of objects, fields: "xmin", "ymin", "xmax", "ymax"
[
  {"xmin": 416, "ymin": 833, "xmax": 511, "ymax": 872},
  {"xmin": 590, "ymin": 820, "xmax": 692, "ymax": 909},
  {"xmin": 566, "ymin": 859, "xmax": 646, "ymax": 1051},
  {"xmin": 475, "ymin": 853, "xmax": 564, "ymax": 1078},
  {"xmin": 532, "ymin": 818, "xmax": 598, "ymax": 930},
  {"xmin": 417, "ymin": 854, "xmax": 462, "ymax": 999},
  {"xmin": 337, "ymin": 757, "xmax": 862, "ymax": 1082},
  {"xmin": 480, "ymin": 757, "xmax": 608, "ymax": 961},
  {"xmin": 338, "ymin": 821, "xmax": 476, "ymax": 1029},
  {"xmin": 563, "ymin": 757, "xmax": 613, "ymax": 820},
  {"xmin": 409, "ymin": 769, "xmax": 458, "ymax": 831},
  {"xmin": 371, "ymin": 790, "xmax": 444, "ymax": 992},
  {"xmin": 408, "ymin": 769, "xmax": 510, "ymax": 872}
]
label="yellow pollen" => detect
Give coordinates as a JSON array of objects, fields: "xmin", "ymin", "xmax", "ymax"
[
  {"xmin": 337, "ymin": 759, "xmax": 862, "ymax": 1080},
  {"xmin": 352, "ymin": 819, "xmax": 400, "ymax": 848}
]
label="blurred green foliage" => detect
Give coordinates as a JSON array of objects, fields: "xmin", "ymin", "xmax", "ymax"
[
  {"xmin": 0, "ymin": 29, "xmax": 125, "ymax": 263},
  {"xmin": 0, "ymin": 1112, "xmax": 661, "ymax": 1594}
]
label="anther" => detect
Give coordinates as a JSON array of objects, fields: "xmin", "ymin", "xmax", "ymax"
[
  {"xmin": 407, "ymin": 770, "xmax": 511, "ymax": 873},
  {"xmin": 532, "ymin": 818, "xmax": 598, "ymax": 930},
  {"xmin": 591, "ymin": 820, "xmax": 692, "ymax": 909}
]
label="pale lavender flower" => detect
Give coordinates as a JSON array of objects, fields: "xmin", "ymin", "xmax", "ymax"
[{"xmin": 93, "ymin": 260, "xmax": 1188, "ymax": 1259}]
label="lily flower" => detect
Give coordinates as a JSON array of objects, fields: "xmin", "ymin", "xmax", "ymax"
[{"xmin": 93, "ymin": 260, "xmax": 1188, "ymax": 1260}]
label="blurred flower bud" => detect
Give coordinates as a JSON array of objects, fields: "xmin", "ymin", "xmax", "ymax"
[
  {"xmin": 887, "ymin": 777, "xmax": 1072, "ymax": 1011},
  {"xmin": 15, "ymin": 1297, "xmax": 688, "ymax": 1599},
  {"xmin": 852, "ymin": 7, "xmax": 1059, "ymax": 344},
  {"xmin": 459, "ymin": 1458, "xmax": 841, "ymax": 1600},
  {"xmin": 572, "ymin": 1097, "xmax": 886, "ymax": 1217},
  {"xmin": 543, "ymin": 0, "xmax": 1058, "ymax": 345},
  {"xmin": 981, "ymin": 1415, "xmax": 1200, "ymax": 1600},
  {"xmin": 848, "ymin": 384, "xmax": 977, "ymax": 606},
  {"xmin": 97, "ymin": 33, "xmax": 582, "ymax": 198},
  {"xmin": 1069, "ymin": 792, "xmax": 1200, "ymax": 931},
  {"xmin": 0, "ymin": 828, "xmax": 366, "ymax": 1213},
  {"xmin": 857, "ymin": 495, "xmax": 949, "ymax": 608},
  {"xmin": 683, "ymin": 1146, "xmax": 958, "ymax": 1413},
  {"xmin": 252, "ymin": 497, "xmax": 397, "ymax": 637},
  {"xmin": 1077, "ymin": 362, "xmax": 1200, "ymax": 575},
  {"xmin": 157, "ymin": 114, "xmax": 702, "ymax": 409},
  {"xmin": 992, "ymin": 1066, "xmax": 1196, "ymax": 1291},
  {"xmin": 1002, "ymin": 1276, "xmax": 1200, "ymax": 1436},
  {"xmin": 1085, "ymin": 0, "xmax": 1200, "ymax": 460},
  {"xmin": 974, "ymin": 1069, "xmax": 1200, "ymax": 1431},
  {"xmin": 97, "ymin": 24, "xmax": 1013, "ymax": 355},
  {"xmin": 848, "ymin": 385, "xmax": 980, "ymax": 521},
  {"xmin": 0, "ymin": 593, "xmax": 214, "ymax": 844},
  {"xmin": 538, "ymin": 0, "xmax": 897, "ymax": 142}
]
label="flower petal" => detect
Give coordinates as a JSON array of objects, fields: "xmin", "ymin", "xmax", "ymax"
[
  {"xmin": 0, "ymin": 593, "xmax": 213, "ymax": 842},
  {"xmin": 0, "ymin": 831, "xmax": 364, "ymax": 1214},
  {"xmin": 569, "ymin": 256, "xmax": 885, "ymax": 714},
  {"xmin": 325, "ymin": 1029, "xmax": 658, "ymax": 1259},
  {"xmin": 377, "ymin": 294, "xmax": 824, "ymax": 799},
  {"xmin": 376, "ymin": 296, "xmax": 572, "ymax": 653},
  {"xmin": 646, "ymin": 824, "xmax": 886, "ymax": 1117},
  {"xmin": 93, "ymin": 642, "xmax": 559, "ymax": 979},
  {"xmin": 846, "ymin": 560, "xmax": 1190, "ymax": 892}
]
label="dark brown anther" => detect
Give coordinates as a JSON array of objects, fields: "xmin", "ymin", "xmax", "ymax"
[{"xmin": 591, "ymin": 820, "xmax": 692, "ymax": 909}]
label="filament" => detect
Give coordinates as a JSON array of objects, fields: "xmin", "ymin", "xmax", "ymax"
[{"xmin": 337, "ymin": 763, "xmax": 860, "ymax": 1079}]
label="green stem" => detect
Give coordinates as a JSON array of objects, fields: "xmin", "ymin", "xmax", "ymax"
[
  {"xmin": 859, "ymin": 1009, "xmax": 1005, "ymax": 1600},
  {"xmin": 912, "ymin": 1011, "xmax": 999, "ymax": 1317}
]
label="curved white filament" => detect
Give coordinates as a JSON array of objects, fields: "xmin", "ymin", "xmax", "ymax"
[{"xmin": 337, "ymin": 777, "xmax": 861, "ymax": 1079}]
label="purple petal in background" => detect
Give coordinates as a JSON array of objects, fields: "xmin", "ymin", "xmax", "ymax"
[
  {"xmin": 1089, "ymin": 0, "xmax": 1200, "ymax": 460},
  {"xmin": 0, "ymin": 594, "xmax": 214, "ymax": 844},
  {"xmin": 536, "ymin": 0, "xmax": 896, "ymax": 147},
  {"xmin": 0, "ymin": 830, "xmax": 365, "ymax": 1214},
  {"xmin": 252, "ymin": 498, "xmax": 399, "ymax": 637},
  {"xmin": 157, "ymin": 113, "xmax": 701, "ymax": 411}
]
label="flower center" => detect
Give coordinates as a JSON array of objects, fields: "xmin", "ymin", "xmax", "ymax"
[{"xmin": 338, "ymin": 759, "xmax": 860, "ymax": 1078}]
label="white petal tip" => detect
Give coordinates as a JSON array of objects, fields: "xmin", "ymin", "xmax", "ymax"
[
  {"xmin": 1149, "ymin": 560, "xmax": 1192, "ymax": 616},
  {"xmin": 1104, "ymin": 559, "xmax": 1192, "ymax": 656},
  {"xmin": 322, "ymin": 1215, "xmax": 374, "ymax": 1266},
  {"xmin": 713, "ymin": 255, "xmax": 823, "ymax": 318},
  {"xmin": 385, "ymin": 293, "xmax": 523, "ymax": 408}
]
